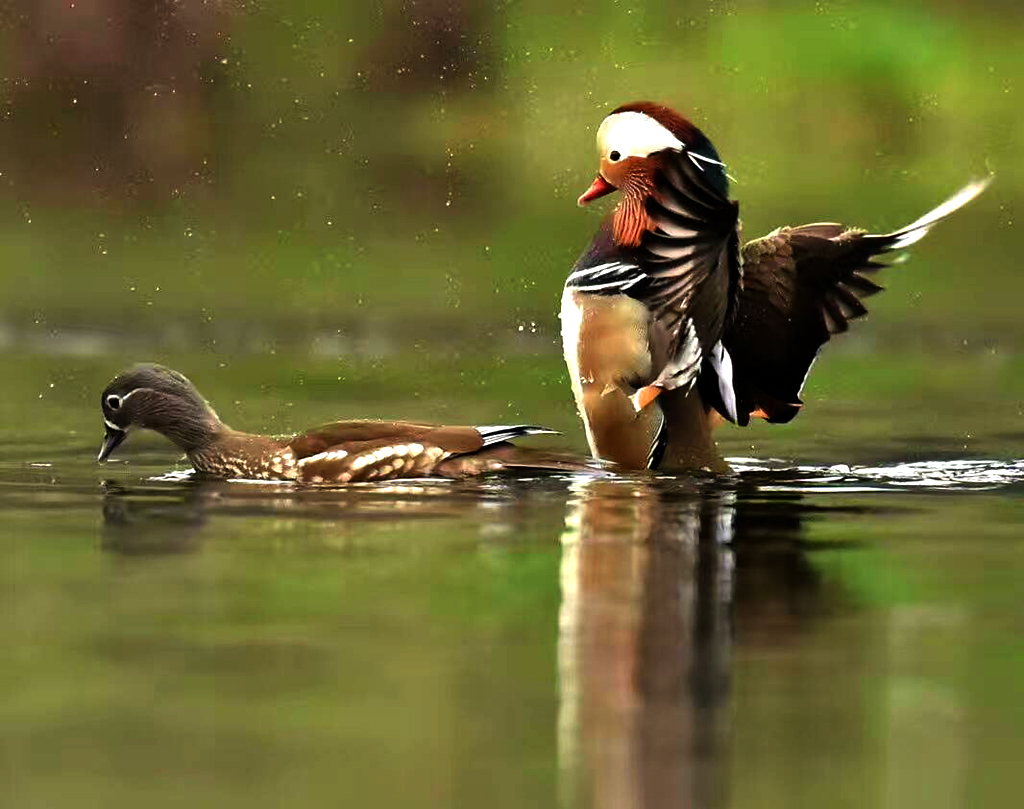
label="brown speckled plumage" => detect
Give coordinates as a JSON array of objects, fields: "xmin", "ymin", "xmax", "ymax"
[{"xmin": 98, "ymin": 364, "xmax": 591, "ymax": 483}]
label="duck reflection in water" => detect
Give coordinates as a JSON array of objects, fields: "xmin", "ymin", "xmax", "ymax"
[
  {"xmin": 557, "ymin": 478, "xmax": 831, "ymax": 809},
  {"xmin": 101, "ymin": 481, "xmax": 209, "ymax": 555},
  {"xmin": 99, "ymin": 470, "xmax": 840, "ymax": 809},
  {"xmin": 99, "ymin": 474, "xmax": 574, "ymax": 555}
]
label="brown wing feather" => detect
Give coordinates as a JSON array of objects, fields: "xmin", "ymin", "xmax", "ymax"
[
  {"xmin": 287, "ymin": 420, "xmax": 440, "ymax": 458},
  {"xmin": 725, "ymin": 226, "xmax": 892, "ymax": 424},
  {"xmin": 724, "ymin": 180, "xmax": 989, "ymax": 425},
  {"xmin": 294, "ymin": 439, "xmax": 450, "ymax": 483},
  {"xmin": 287, "ymin": 421, "xmax": 483, "ymax": 482},
  {"xmin": 288, "ymin": 423, "xmax": 565, "ymax": 483}
]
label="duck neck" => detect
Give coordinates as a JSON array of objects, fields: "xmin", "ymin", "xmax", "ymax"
[
  {"xmin": 613, "ymin": 186, "xmax": 653, "ymax": 248},
  {"xmin": 157, "ymin": 412, "xmax": 229, "ymax": 455},
  {"xmin": 185, "ymin": 430, "xmax": 282, "ymax": 473}
]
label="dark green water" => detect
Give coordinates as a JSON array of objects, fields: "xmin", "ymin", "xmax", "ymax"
[
  {"xmin": 3, "ymin": 354, "xmax": 1023, "ymax": 808},
  {"xmin": 3, "ymin": 0, "xmax": 1024, "ymax": 805}
]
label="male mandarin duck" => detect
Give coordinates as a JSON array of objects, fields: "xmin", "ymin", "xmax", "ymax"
[
  {"xmin": 98, "ymin": 364, "xmax": 588, "ymax": 482},
  {"xmin": 561, "ymin": 100, "xmax": 990, "ymax": 472}
]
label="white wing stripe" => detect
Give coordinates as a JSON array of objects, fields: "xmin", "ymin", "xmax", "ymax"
[
  {"xmin": 566, "ymin": 261, "xmax": 648, "ymax": 293},
  {"xmin": 655, "ymin": 319, "xmax": 702, "ymax": 390},
  {"xmin": 572, "ymin": 276, "xmax": 646, "ymax": 293},
  {"xmin": 566, "ymin": 261, "xmax": 644, "ymax": 283}
]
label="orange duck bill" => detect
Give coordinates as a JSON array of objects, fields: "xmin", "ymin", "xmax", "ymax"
[{"xmin": 577, "ymin": 174, "xmax": 616, "ymax": 206}]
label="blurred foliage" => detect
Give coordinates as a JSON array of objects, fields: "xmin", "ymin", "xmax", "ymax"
[
  {"xmin": 0, "ymin": 0, "xmax": 1019, "ymax": 346},
  {"xmin": 0, "ymin": 0, "xmax": 1020, "ymax": 457}
]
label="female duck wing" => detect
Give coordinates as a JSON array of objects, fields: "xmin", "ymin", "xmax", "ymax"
[
  {"xmin": 285, "ymin": 421, "xmax": 466, "ymax": 483},
  {"xmin": 723, "ymin": 179, "xmax": 990, "ymax": 426},
  {"xmin": 287, "ymin": 422, "xmax": 561, "ymax": 483},
  {"xmin": 287, "ymin": 420, "xmax": 438, "ymax": 458}
]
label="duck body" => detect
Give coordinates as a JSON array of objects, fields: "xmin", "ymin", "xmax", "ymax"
[
  {"xmin": 186, "ymin": 421, "xmax": 562, "ymax": 483},
  {"xmin": 561, "ymin": 216, "xmax": 731, "ymax": 472},
  {"xmin": 98, "ymin": 365, "xmax": 584, "ymax": 483},
  {"xmin": 563, "ymin": 100, "xmax": 990, "ymax": 472}
]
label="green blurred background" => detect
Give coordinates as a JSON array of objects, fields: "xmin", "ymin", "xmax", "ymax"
[
  {"xmin": 0, "ymin": 0, "xmax": 1020, "ymax": 459},
  {"xmin": 3, "ymin": 5, "xmax": 1024, "ymax": 809}
]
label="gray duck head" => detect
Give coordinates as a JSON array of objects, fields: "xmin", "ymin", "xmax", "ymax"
[{"xmin": 98, "ymin": 364, "xmax": 224, "ymax": 461}]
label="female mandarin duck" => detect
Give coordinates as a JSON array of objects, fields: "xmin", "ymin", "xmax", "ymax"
[
  {"xmin": 98, "ymin": 364, "xmax": 585, "ymax": 482},
  {"xmin": 562, "ymin": 100, "xmax": 990, "ymax": 472}
]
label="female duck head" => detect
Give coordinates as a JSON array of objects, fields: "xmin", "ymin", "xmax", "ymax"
[{"xmin": 98, "ymin": 364, "xmax": 224, "ymax": 461}]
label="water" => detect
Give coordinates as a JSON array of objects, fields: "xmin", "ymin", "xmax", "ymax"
[
  {"xmin": 3, "ymin": 424, "xmax": 1023, "ymax": 808},
  {"xmin": 2, "ymin": 1, "xmax": 1022, "ymax": 805}
]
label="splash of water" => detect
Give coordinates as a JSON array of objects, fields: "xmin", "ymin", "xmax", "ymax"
[{"xmin": 728, "ymin": 458, "xmax": 1024, "ymax": 492}]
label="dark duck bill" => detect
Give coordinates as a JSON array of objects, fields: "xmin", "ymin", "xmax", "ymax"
[{"xmin": 97, "ymin": 427, "xmax": 126, "ymax": 462}]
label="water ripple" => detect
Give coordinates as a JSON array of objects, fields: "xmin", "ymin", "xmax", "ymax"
[{"xmin": 730, "ymin": 458, "xmax": 1024, "ymax": 492}]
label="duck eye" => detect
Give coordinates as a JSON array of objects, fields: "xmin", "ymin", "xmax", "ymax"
[
  {"xmin": 106, "ymin": 394, "xmax": 122, "ymax": 411},
  {"xmin": 609, "ymin": 150, "xmax": 621, "ymax": 162}
]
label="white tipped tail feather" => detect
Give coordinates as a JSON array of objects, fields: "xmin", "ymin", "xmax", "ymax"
[{"xmin": 887, "ymin": 178, "xmax": 992, "ymax": 249}]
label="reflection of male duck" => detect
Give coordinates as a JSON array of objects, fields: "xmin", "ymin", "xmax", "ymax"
[{"xmin": 557, "ymin": 479, "xmax": 830, "ymax": 809}]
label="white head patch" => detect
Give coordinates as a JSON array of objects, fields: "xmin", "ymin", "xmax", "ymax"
[{"xmin": 596, "ymin": 111, "xmax": 685, "ymax": 161}]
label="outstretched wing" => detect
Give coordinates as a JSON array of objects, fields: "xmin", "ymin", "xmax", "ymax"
[{"xmin": 723, "ymin": 179, "xmax": 990, "ymax": 425}]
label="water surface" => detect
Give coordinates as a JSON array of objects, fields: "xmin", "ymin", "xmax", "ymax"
[
  {"xmin": 3, "ymin": 418, "xmax": 1022, "ymax": 808},
  {"xmin": 1, "ymin": 2, "xmax": 1022, "ymax": 805}
]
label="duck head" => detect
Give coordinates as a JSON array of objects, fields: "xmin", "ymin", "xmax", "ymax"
[
  {"xmin": 577, "ymin": 101, "xmax": 728, "ymax": 245},
  {"xmin": 98, "ymin": 364, "xmax": 224, "ymax": 461}
]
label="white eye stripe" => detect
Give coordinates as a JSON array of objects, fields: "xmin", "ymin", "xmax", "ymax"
[
  {"xmin": 105, "ymin": 389, "xmax": 141, "ymax": 409},
  {"xmin": 597, "ymin": 111, "xmax": 684, "ymax": 160},
  {"xmin": 103, "ymin": 388, "xmax": 141, "ymax": 428}
]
